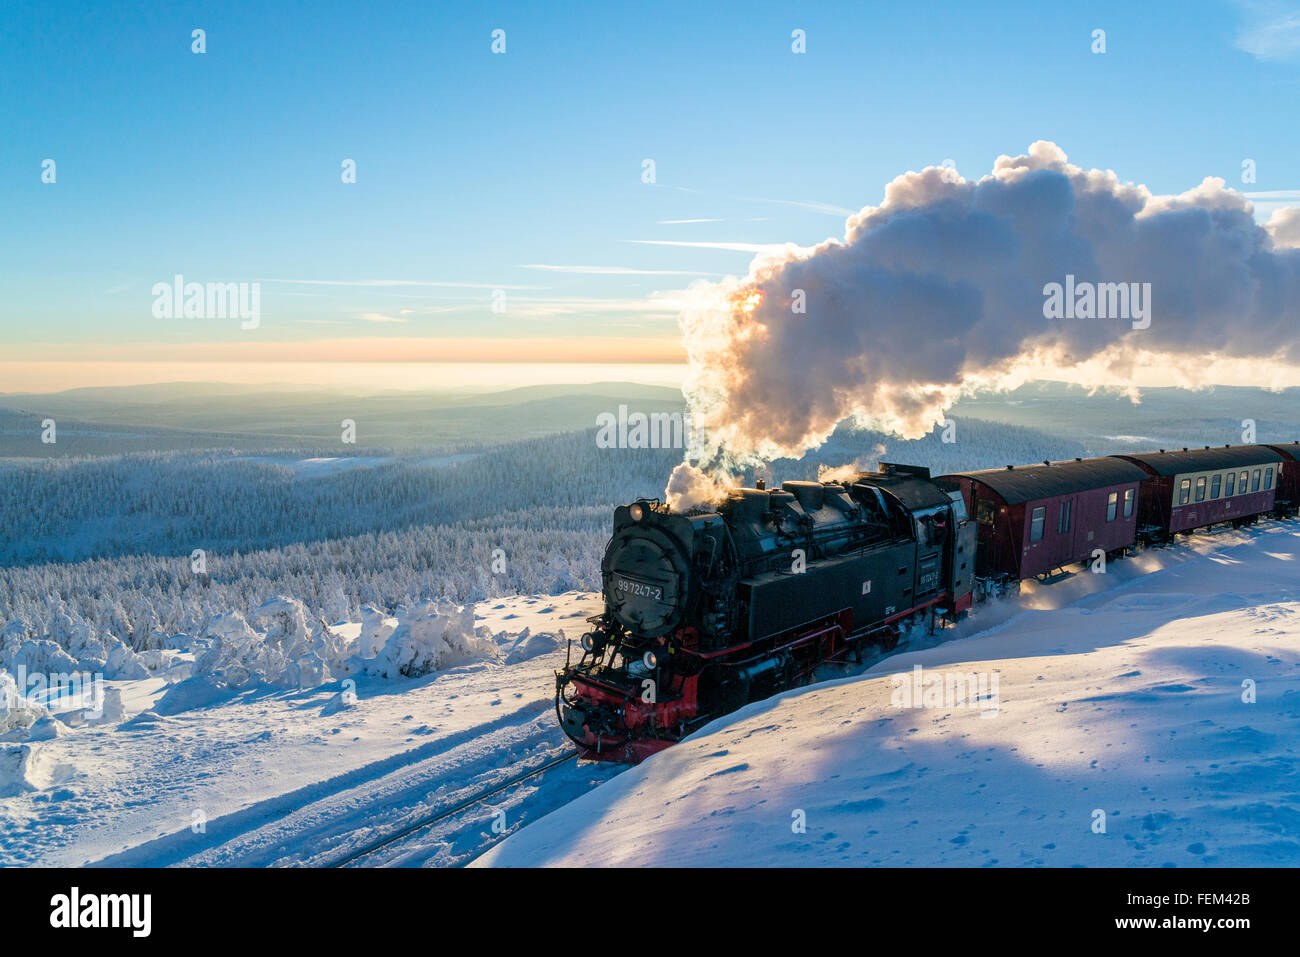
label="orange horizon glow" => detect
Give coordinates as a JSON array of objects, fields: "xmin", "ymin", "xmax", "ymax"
[
  {"xmin": 0, "ymin": 359, "xmax": 693, "ymax": 394},
  {"xmin": 4, "ymin": 335, "xmax": 689, "ymax": 366}
]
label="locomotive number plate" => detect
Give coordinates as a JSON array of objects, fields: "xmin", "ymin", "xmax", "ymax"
[{"xmin": 613, "ymin": 575, "xmax": 663, "ymax": 601}]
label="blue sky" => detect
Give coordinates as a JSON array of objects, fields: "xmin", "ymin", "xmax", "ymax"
[{"xmin": 2, "ymin": 0, "xmax": 1298, "ymax": 388}]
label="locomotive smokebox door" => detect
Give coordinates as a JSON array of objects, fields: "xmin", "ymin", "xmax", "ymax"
[{"xmin": 602, "ymin": 516, "xmax": 691, "ymax": 636}]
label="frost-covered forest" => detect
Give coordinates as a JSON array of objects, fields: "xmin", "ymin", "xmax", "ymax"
[{"xmin": 0, "ymin": 417, "xmax": 1081, "ymax": 659}]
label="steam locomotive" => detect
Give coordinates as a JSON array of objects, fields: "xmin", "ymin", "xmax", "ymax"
[
  {"xmin": 557, "ymin": 443, "xmax": 1300, "ymax": 763},
  {"xmin": 555, "ymin": 464, "xmax": 976, "ymax": 762}
]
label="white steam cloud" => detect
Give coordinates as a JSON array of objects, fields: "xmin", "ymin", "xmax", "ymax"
[{"xmin": 677, "ymin": 141, "xmax": 1300, "ymax": 470}]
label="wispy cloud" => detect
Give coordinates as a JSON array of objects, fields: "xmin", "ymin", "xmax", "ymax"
[
  {"xmin": 655, "ymin": 217, "xmax": 770, "ymax": 225},
  {"xmin": 1234, "ymin": 1, "xmax": 1300, "ymax": 60},
  {"xmin": 358, "ymin": 312, "xmax": 409, "ymax": 323},
  {"xmin": 624, "ymin": 239, "xmax": 798, "ymax": 254},
  {"xmin": 259, "ymin": 278, "xmax": 544, "ymax": 290},
  {"xmin": 504, "ymin": 291, "xmax": 689, "ymax": 319},
  {"xmin": 1244, "ymin": 189, "xmax": 1300, "ymax": 199},
  {"xmin": 655, "ymin": 183, "xmax": 855, "ymax": 217},
  {"xmin": 521, "ymin": 263, "xmax": 722, "ymax": 276},
  {"xmin": 1243, "ymin": 188, "xmax": 1300, "ymax": 218},
  {"xmin": 734, "ymin": 194, "xmax": 856, "ymax": 216}
]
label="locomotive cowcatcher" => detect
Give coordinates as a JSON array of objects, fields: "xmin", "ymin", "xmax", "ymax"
[{"xmin": 556, "ymin": 464, "xmax": 975, "ymax": 762}]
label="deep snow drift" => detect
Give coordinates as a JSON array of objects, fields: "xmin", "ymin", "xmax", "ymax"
[{"xmin": 479, "ymin": 522, "xmax": 1300, "ymax": 867}]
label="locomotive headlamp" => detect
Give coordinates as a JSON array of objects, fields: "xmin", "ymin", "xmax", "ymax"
[
  {"xmin": 629, "ymin": 503, "xmax": 644, "ymax": 522},
  {"xmin": 642, "ymin": 650, "xmax": 658, "ymax": 669},
  {"xmin": 581, "ymin": 632, "xmax": 596, "ymax": 651}
]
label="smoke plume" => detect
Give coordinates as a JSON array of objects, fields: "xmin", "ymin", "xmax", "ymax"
[{"xmin": 678, "ymin": 141, "xmax": 1300, "ymax": 470}]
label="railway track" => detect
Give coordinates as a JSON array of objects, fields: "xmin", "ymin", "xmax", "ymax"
[{"xmin": 327, "ymin": 749, "xmax": 580, "ymax": 867}]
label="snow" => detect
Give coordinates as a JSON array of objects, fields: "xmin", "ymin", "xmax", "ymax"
[
  {"xmin": 6, "ymin": 519, "xmax": 1300, "ymax": 868},
  {"xmin": 0, "ymin": 671, "xmax": 47, "ymax": 737},
  {"xmin": 478, "ymin": 522, "xmax": 1300, "ymax": 868},
  {"xmin": 0, "ymin": 592, "xmax": 603, "ymax": 867},
  {"xmin": 342, "ymin": 600, "xmax": 493, "ymax": 680},
  {"xmin": 238, "ymin": 455, "xmax": 394, "ymax": 477}
]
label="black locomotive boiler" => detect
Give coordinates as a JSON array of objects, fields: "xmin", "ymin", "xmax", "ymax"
[{"xmin": 556, "ymin": 464, "xmax": 976, "ymax": 762}]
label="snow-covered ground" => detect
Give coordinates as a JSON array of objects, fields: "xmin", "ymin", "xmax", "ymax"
[
  {"xmin": 0, "ymin": 592, "xmax": 613, "ymax": 867},
  {"xmin": 6, "ymin": 520, "xmax": 1300, "ymax": 868},
  {"xmin": 479, "ymin": 522, "xmax": 1300, "ymax": 868}
]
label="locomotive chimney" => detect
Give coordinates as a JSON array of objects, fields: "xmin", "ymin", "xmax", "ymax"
[{"xmin": 756, "ymin": 478, "xmax": 766, "ymax": 490}]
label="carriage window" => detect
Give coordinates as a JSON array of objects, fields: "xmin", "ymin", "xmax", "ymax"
[
  {"xmin": 1210, "ymin": 474, "xmax": 1222, "ymax": 499},
  {"xmin": 976, "ymin": 500, "xmax": 995, "ymax": 525},
  {"xmin": 1195, "ymin": 477, "xmax": 1206, "ymax": 502},
  {"xmin": 1252, "ymin": 469, "xmax": 1261, "ymax": 492},
  {"xmin": 1178, "ymin": 479, "xmax": 1191, "ymax": 506},
  {"xmin": 1266, "ymin": 468, "xmax": 1274, "ymax": 490},
  {"xmin": 1058, "ymin": 500, "xmax": 1072, "ymax": 534},
  {"xmin": 1123, "ymin": 487, "xmax": 1135, "ymax": 517},
  {"xmin": 1107, "ymin": 491, "xmax": 1118, "ymax": 521},
  {"xmin": 1240, "ymin": 471, "xmax": 1249, "ymax": 493},
  {"xmin": 1226, "ymin": 471, "xmax": 1236, "ymax": 496},
  {"xmin": 1030, "ymin": 506, "xmax": 1045, "ymax": 542}
]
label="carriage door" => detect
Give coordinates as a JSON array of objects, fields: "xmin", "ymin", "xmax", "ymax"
[{"xmin": 1056, "ymin": 495, "xmax": 1077, "ymax": 567}]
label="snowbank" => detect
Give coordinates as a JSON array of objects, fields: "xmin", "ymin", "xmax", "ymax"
[
  {"xmin": 0, "ymin": 671, "xmax": 48, "ymax": 738},
  {"xmin": 343, "ymin": 600, "xmax": 495, "ymax": 679},
  {"xmin": 0, "ymin": 611, "xmax": 149, "ymax": 681},
  {"xmin": 480, "ymin": 525, "xmax": 1300, "ymax": 868},
  {"xmin": 189, "ymin": 597, "xmax": 353, "ymax": 691},
  {"xmin": 501, "ymin": 627, "xmax": 567, "ymax": 664},
  {"xmin": 158, "ymin": 596, "xmax": 501, "ymax": 709}
]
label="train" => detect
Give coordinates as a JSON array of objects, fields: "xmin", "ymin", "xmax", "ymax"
[{"xmin": 555, "ymin": 442, "xmax": 1300, "ymax": 763}]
